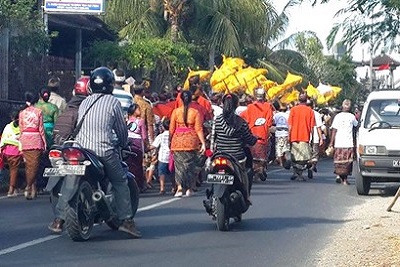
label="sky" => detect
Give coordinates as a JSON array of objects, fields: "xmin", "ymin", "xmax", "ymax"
[{"xmin": 272, "ymin": 0, "xmax": 400, "ymax": 86}]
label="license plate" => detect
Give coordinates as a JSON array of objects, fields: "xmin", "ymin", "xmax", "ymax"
[
  {"xmin": 43, "ymin": 165, "xmax": 86, "ymax": 177},
  {"xmin": 393, "ymin": 160, "xmax": 400, "ymax": 167},
  {"xmin": 206, "ymin": 174, "xmax": 234, "ymax": 185}
]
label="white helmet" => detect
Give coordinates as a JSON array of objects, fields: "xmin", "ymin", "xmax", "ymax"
[
  {"xmin": 254, "ymin": 87, "xmax": 266, "ymax": 100},
  {"xmin": 113, "ymin": 68, "xmax": 126, "ymax": 83}
]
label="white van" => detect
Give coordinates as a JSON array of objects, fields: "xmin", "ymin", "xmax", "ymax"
[{"xmin": 355, "ymin": 90, "xmax": 400, "ymax": 195}]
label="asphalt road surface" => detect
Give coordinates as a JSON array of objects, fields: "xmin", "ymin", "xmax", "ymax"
[{"xmin": 0, "ymin": 158, "xmax": 368, "ymax": 267}]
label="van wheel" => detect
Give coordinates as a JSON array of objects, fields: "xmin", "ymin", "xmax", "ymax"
[{"xmin": 354, "ymin": 161, "xmax": 371, "ymax": 195}]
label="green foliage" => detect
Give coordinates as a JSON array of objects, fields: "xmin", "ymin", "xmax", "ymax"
[
  {"xmin": 0, "ymin": 0, "xmax": 49, "ymax": 54},
  {"xmin": 85, "ymin": 38, "xmax": 197, "ymax": 89},
  {"xmin": 83, "ymin": 40, "xmax": 126, "ymax": 68},
  {"xmin": 322, "ymin": 55, "xmax": 363, "ymax": 104},
  {"xmin": 126, "ymin": 38, "xmax": 195, "ymax": 72},
  {"xmin": 0, "ymin": 0, "xmax": 37, "ymax": 28}
]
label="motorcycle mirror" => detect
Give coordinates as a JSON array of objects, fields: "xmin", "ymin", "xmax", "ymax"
[{"xmin": 254, "ymin": 118, "xmax": 266, "ymax": 126}]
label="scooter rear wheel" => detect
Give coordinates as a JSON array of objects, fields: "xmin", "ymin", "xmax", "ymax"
[
  {"xmin": 65, "ymin": 180, "xmax": 94, "ymax": 241},
  {"xmin": 216, "ymin": 197, "xmax": 229, "ymax": 231}
]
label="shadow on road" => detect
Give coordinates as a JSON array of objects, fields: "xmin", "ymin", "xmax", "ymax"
[{"xmin": 238, "ymin": 216, "xmax": 351, "ymax": 232}]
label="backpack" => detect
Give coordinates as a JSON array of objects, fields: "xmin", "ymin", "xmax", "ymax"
[{"xmin": 52, "ymin": 105, "xmax": 79, "ymax": 146}]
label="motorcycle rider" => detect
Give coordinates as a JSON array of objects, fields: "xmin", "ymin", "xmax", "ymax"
[
  {"xmin": 240, "ymin": 88, "xmax": 274, "ymax": 181},
  {"xmin": 48, "ymin": 76, "xmax": 90, "ymax": 233},
  {"xmin": 56, "ymin": 67, "xmax": 141, "ymax": 238},
  {"xmin": 52, "ymin": 76, "xmax": 91, "ymax": 146},
  {"xmin": 213, "ymin": 93, "xmax": 258, "ymax": 202},
  {"xmin": 112, "ymin": 68, "xmax": 135, "ymax": 118}
]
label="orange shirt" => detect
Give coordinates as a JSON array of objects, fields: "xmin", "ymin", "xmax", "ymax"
[
  {"xmin": 288, "ymin": 104, "xmax": 316, "ymax": 142},
  {"xmin": 169, "ymin": 106, "xmax": 204, "ymax": 151},
  {"xmin": 240, "ymin": 101, "xmax": 274, "ymax": 144}
]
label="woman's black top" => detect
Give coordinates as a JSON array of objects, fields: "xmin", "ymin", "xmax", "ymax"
[{"xmin": 214, "ymin": 114, "xmax": 257, "ymax": 160}]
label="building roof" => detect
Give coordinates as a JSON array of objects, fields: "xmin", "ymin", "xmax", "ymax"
[
  {"xmin": 353, "ymin": 54, "xmax": 400, "ymax": 68},
  {"xmin": 48, "ymin": 14, "xmax": 116, "ymax": 40}
]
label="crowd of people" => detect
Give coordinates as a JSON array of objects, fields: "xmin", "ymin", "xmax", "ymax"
[{"xmin": 0, "ymin": 66, "xmax": 360, "ymax": 237}]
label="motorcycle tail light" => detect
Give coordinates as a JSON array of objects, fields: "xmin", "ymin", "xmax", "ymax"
[
  {"xmin": 62, "ymin": 148, "xmax": 85, "ymax": 165},
  {"xmin": 213, "ymin": 157, "xmax": 227, "ymax": 166},
  {"xmin": 49, "ymin": 149, "xmax": 62, "ymax": 158}
]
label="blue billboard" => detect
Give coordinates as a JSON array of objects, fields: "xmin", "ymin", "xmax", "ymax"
[{"xmin": 44, "ymin": 0, "xmax": 105, "ymax": 14}]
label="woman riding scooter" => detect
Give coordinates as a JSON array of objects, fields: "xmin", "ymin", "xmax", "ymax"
[{"xmin": 213, "ymin": 93, "xmax": 258, "ymax": 202}]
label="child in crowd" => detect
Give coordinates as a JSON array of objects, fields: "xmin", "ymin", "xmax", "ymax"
[
  {"xmin": 127, "ymin": 104, "xmax": 147, "ymax": 191},
  {"xmin": 150, "ymin": 119, "xmax": 174, "ymax": 195},
  {"xmin": 0, "ymin": 111, "xmax": 22, "ymax": 197}
]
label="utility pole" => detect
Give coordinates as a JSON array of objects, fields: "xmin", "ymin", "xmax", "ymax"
[{"xmin": 369, "ymin": 44, "xmax": 373, "ymax": 91}]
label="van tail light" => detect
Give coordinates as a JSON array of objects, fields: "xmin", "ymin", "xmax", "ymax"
[
  {"xmin": 62, "ymin": 148, "xmax": 85, "ymax": 165},
  {"xmin": 49, "ymin": 149, "xmax": 62, "ymax": 159}
]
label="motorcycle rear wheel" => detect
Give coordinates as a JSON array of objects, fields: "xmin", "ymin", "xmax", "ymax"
[
  {"xmin": 65, "ymin": 181, "xmax": 94, "ymax": 241},
  {"xmin": 216, "ymin": 197, "xmax": 229, "ymax": 231}
]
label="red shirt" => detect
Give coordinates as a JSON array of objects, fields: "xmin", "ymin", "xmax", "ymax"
[
  {"xmin": 152, "ymin": 102, "xmax": 174, "ymax": 119},
  {"xmin": 288, "ymin": 104, "xmax": 316, "ymax": 142}
]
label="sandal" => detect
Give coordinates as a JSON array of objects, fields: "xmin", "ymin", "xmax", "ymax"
[
  {"xmin": 174, "ymin": 189, "xmax": 183, "ymax": 198},
  {"xmin": 7, "ymin": 191, "xmax": 18, "ymax": 198}
]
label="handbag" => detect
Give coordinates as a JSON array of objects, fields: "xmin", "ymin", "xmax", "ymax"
[
  {"xmin": 168, "ymin": 152, "xmax": 174, "ymax": 172},
  {"xmin": 325, "ymin": 146, "xmax": 334, "ymax": 157}
]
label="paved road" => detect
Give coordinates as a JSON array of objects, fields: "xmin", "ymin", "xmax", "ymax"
[{"xmin": 0, "ymin": 159, "xmax": 371, "ymax": 266}]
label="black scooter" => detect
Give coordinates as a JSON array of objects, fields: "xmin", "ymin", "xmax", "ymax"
[
  {"xmin": 44, "ymin": 141, "xmax": 139, "ymax": 241},
  {"xmin": 203, "ymin": 151, "xmax": 250, "ymax": 231}
]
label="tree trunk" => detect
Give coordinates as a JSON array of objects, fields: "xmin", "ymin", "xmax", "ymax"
[
  {"xmin": 208, "ymin": 44, "xmax": 215, "ymax": 71},
  {"xmin": 170, "ymin": 17, "xmax": 179, "ymax": 42}
]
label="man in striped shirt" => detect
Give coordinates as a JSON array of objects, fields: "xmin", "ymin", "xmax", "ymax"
[
  {"xmin": 76, "ymin": 67, "xmax": 141, "ymax": 238},
  {"xmin": 112, "ymin": 68, "xmax": 135, "ymax": 118}
]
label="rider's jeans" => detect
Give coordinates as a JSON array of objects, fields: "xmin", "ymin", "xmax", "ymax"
[{"xmin": 100, "ymin": 151, "xmax": 133, "ymax": 220}]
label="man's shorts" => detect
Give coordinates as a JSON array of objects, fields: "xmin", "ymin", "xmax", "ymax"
[
  {"xmin": 275, "ymin": 136, "xmax": 290, "ymax": 157},
  {"xmin": 158, "ymin": 162, "xmax": 170, "ymax": 176}
]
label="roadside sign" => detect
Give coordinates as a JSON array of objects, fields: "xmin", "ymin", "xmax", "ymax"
[{"xmin": 44, "ymin": 0, "xmax": 106, "ymax": 14}]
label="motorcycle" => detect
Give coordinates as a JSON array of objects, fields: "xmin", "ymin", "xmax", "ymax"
[
  {"xmin": 203, "ymin": 151, "xmax": 250, "ymax": 231},
  {"xmin": 44, "ymin": 141, "xmax": 140, "ymax": 241}
]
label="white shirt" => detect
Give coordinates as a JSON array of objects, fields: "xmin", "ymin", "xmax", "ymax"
[
  {"xmin": 151, "ymin": 131, "xmax": 170, "ymax": 163},
  {"xmin": 331, "ymin": 112, "xmax": 358, "ymax": 148},
  {"xmin": 273, "ymin": 111, "xmax": 289, "ymax": 137},
  {"xmin": 211, "ymin": 104, "xmax": 223, "ymax": 120},
  {"xmin": 235, "ymin": 106, "xmax": 247, "ymax": 116},
  {"xmin": 312, "ymin": 110, "xmax": 323, "ymax": 143}
]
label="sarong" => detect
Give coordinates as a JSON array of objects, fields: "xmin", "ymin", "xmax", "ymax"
[
  {"xmin": 250, "ymin": 143, "xmax": 268, "ymax": 162},
  {"xmin": 333, "ymin": 147, "xmax": 353, "ymax": 176},
  {"xmin": 291, "ymin": 142, "xmax": 312, "ymax": 162}
]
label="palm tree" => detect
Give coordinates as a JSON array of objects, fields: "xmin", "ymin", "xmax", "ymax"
[
  {"xmin": 193, "ymin": 0, "xmax": 282, "ymax": 69},
  {"xmin": 105, "ymin": 0, "xmax": 166, "ymax": 40}
]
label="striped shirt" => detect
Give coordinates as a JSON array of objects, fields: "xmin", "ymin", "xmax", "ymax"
[
  {"xmin": 214, "ymin": 114, "xmax": 257, "ymax": 160},
  {"xmin": 112, "ymin": 86, "xmax": 135, "ymax": 116},
  {"xmin": 76, "ymin": 94, "xmax": 128, "ymax": 157}
]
